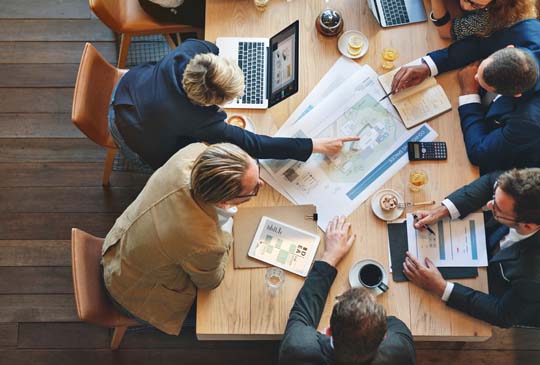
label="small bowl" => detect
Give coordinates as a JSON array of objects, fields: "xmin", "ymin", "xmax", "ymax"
[{"xmin": 338, "ymin": 30, "xmax": 369, "ymax": 59}]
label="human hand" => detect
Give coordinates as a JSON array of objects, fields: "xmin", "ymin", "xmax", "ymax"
[
  {"xmin": 391, "ymin": 64, "xmax": 431, "ymax": 93},
  {"xmin": 312, "ymin": 137, "xmax": 360, "ymax": 156},
  {"xmin": 403, "ymin": 251, "xmax": 447, "ymax": 297},
  {"xmin": 320, "ymin": 216, "xmax": 356, "ymax": 267},
  {"xmin": 458, "ymin": 61, "xmax": 481, "ymax": 95},
  {"xmin": 413, "ymin": 206, "xmax": 449, "ymax": 230}
]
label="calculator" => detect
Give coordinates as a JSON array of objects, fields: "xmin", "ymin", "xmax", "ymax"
[{"xmin": 408, "ymin": 142, "xmax": 447, "ymax": 161}]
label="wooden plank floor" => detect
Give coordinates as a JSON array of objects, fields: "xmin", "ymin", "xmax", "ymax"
[{"xmin": 0, "ymin": 1, "xmax": 538, "ymax": 364}]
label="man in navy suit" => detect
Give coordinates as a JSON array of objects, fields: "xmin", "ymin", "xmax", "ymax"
[
  {"xmin": 403, "ymin": 168, "xmax": 540, "ymax": 328},
  {"xmin": 391, "ymin": 19, "xmax": 540, "ymax": 173}
]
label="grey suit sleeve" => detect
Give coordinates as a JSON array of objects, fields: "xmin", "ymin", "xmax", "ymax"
[
  {"xmin": 447, "ymin": 281, "xmax": 540, "ymax": 328},
  {"xmin": 279, "ymin": 261, "xmax": 337, "ymax": 365},
  {"xmin": 373, "ymin": 316, "xmax": 416, "ymax": 365},
  {"xmin": 446, "ymin": 171, "xmax": 503, "ymax": 218}
]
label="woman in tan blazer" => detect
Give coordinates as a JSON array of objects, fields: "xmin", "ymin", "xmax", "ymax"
[{"xmin": 101, "ymin": 143, "xmax": 263, "ymax": 335}]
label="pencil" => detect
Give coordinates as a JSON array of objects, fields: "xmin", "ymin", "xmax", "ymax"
[{"xmin": 378, "ymin": 90, "xmax": 395, "ymax": 102}]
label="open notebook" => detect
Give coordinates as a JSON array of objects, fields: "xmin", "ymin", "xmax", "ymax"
[{"xmin": 378, "ymin": 67, "xmax": 452, "ymax": 129}]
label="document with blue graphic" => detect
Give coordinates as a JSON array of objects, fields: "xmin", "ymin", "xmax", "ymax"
[{"xmin": 406, "ymin": 213, "xmax": 488, "ymax": 267}]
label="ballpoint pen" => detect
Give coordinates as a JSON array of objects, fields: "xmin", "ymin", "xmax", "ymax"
[
  {"xmin": 378, "ymin": 90, "xmax": 395, "ymax": 102},
  {"xmin": 412, "ymin": 213, "xmax": 436, "ymax": 236}
]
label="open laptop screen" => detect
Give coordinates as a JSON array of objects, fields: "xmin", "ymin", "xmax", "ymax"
[{"xmin": 268, "ymin": 20, "xmax": 299, "ymax": 107}]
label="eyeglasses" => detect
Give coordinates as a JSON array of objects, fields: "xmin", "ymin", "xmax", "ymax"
[
  {"xmin": 463, "ymin": 0, "xmax": 491, "ymax": 10},
  {"xmin": 490, "ymin": 182, "xmax": 520, "ymax": 223},
  {"xmin": 490, "ymin": 197, "xmax": 520, "ymax": 223},
  {"xmin": 235, "ymin": 159, "xmax": 261, "ymax": 199}
]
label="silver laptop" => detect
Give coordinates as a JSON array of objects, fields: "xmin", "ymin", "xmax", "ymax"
[
  {"xmin": 216, "ymin": 20, "xmax": 299, "ymax": 109},
  {"xmin": 367, "ymin": 0, "xmax": 427, "ymax": 28}
]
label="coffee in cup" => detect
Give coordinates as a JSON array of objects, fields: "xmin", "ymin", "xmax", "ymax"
[{"xmin": 359, "ymin": 263, "xmax": 388, "ymax": 292}]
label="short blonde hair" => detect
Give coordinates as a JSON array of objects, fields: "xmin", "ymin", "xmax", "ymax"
[
  {"xmin": 191, "ymin": 143, "xmax": 252, "ymax": 204},
  {"xmin": 182, "ymin": 53, "xmax": 245, "ymax": 106}
]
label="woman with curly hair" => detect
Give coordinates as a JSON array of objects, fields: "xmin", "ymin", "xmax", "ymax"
[{"xmin": 429, "ymin": 0, "xmax": 537, "ymax": 40}]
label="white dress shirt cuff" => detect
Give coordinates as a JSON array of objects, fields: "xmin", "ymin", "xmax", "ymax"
[
  {"xmin": 422, "ymin": 56, "xmax": 439, "ymax": 77},
  {"xmin": 441, "ymin": 199, "xmax": 461, "ymax": 220},
  {"xmin": 458, "ymin": 94, "xmax": 481, "ymax": 106},
  {"xmin": 441, "ymin": 282, "xmax": 455, "ymax": 302}
]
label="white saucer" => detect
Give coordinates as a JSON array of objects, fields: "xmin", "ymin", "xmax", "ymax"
[
  {"xmin": 349, "ymin": 259, "xmax": 389, "ymax": 296},
  {"xmin": 227, "ymin": 114, "xmax": 256, "ymax": 133},
  {"xmin": 243, "ymin": 115, "xmax": 255, "ymax": 133},
  {"xmin": 337, "ymin": 30, "xmax": 369, "ymax": 59},
  {"xmin": 371, "ymin": 189, "xmax": 404, "ymax": 221}
]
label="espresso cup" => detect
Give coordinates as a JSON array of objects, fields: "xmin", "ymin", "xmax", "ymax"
[{"xmin": 358, "ymin": 263, "xmax": 388, "ymax": 292}]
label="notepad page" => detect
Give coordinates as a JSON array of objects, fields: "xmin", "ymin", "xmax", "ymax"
[{"xmin": 393, "ymin": 85, "xmax": 452, "ymax": 128}]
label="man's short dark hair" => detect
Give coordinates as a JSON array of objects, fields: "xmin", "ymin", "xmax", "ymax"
[
  {"xmin": 497, "ymin": 168, "xmax": 540, "ymax": 224},
  {"xmin": 483, "ymin": 48, "xmax": 538, "ymax": 96},
  {"xmin": 330, "ymin": 287, "xmax": 387, "ymax": 364}
]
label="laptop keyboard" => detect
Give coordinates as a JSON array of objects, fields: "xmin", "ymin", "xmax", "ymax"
[
  {"xmin": 237, "ymin": 41, "xmax": 265, "ymax": 105},
  {"xmin": 380, "ymin": 0, "xmax": 410, "ymax": 26}
]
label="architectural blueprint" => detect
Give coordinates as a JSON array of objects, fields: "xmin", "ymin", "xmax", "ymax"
[{"xmin": 261, "ymin": 64, "xmax": 437, "ymax": 229}]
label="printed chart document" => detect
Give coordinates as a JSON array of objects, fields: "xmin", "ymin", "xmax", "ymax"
[
  {"xmin": 261, "ymin": 65, "xmax": 437, "ymax": 230},
  {"xmin": 378, "ymin": 67, "xmax": 451, "ymax": 129},
  {"xmin": 248, "ymin": 216, "xmax": 320, "ymax": 277},
  {"xmin": 406, "ymin": 213, "xmax": 488, "ymax": 267}
]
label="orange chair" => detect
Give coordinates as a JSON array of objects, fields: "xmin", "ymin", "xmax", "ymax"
[
  {"xmin": 89, "ymin": 0, "xmax": 203, "ymax": 68},
  {"xmin": 72, "ymin": 43, "xmax": 125, "ymax": 186},
  {"xmin": 71, "ymin": 228, "xmax": 139, "ymax": 350}
]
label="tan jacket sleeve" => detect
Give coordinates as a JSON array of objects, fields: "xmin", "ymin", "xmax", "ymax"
[{"xmin": 181, "ymin": 246, "xmax": 230, "ymax": 289}]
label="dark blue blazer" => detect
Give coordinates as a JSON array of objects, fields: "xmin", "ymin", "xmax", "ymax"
[
  {"xmin": 446, "ymin": 172, "xmax": 540, "ymax": 328},
  {"xmin": 458, "ymin": 92, "xmax": 540, "ymax": 173},
  {"xmin": 113, "ymin": 39, "xmax": 312, "ymax": 169},
  {"xmin": 279, "ymin": 261, "xmax": 416, "ymax": 365},
  {"xmin": 428, "ymin": 19, "xmax": 540, "ymax": 76},
  {"xmin": 428, "ymin": 19, "xmax": 540, "ymax": 173}
]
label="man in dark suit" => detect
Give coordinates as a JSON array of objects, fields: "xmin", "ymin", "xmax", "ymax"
[
  {"xmin": 110, "ymin": 38, "xmax": 357, "ymax": 170},
  {"xmin": 403, "ymin": 168, "xmax": 540, "ymax": 328},
  {"xmin": 391, "ymin": 19, "xmax": 540, "ymax": 173},
  {"xmin": 279, "ymin": 216, "xmax": 416, "ymax": 365}
]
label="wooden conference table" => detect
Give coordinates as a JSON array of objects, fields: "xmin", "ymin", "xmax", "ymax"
[{"xmin": 197, "ymin": 0, "xmax": 492, "ymax": 341}]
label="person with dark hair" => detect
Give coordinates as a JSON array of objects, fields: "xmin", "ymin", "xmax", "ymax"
[
  {"xmin": 452, "ymin": 46, "xmax": 540, "ymax": 172},
  {"xmin": 403, "ymin": 168, "xmax": 540, "ymax": 328},
  {"xmin": 391, "ymin": 19, "xmax": 540, "ymax": 172},
  {"xmin": 279, "ymin": 216, "xmax": 416, "ymax": 365}
]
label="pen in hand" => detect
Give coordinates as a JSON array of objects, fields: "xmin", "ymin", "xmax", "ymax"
[
  {"xmin": 378, "ymin": 90, "xmax": 395, "ymax": 102},
  {"xmin": 412, "ymin": 213, "xmax": 436, "ymax": 236}
]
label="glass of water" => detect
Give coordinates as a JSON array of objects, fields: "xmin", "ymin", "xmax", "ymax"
[{"xmin": 265, "ymin": 267, "xmax": 285, "ymax": 290}]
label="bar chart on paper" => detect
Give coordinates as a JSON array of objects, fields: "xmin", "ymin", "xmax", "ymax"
[{"xmin": 406, "ymin": 213, "xmax": 488, "ymax": 267}]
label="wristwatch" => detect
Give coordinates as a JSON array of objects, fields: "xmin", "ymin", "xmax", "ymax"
[{"xmin": 429, "ymin": 10, "xmax": 451, "ymax": 27}]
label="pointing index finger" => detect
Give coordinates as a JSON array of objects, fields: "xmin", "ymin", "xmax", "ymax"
[{"xmin": 339, "ymin": 136, "xmax": 361, "ymax": 142}]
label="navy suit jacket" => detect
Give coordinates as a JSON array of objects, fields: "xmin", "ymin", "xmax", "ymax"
[
  {"xmin": 446, "ymin": 172, "xmax": 540, "ymax": 328},
  {"xmin": 427, "ymin": 19, "xmax": 540, "ymax": 173},
  {"xmin": 279, "ymin": 261, "xmax": 416, "ymax": 365},
  {"xmin": 113, "ymin": 39, "xmax": 312, "ymax": 169}
]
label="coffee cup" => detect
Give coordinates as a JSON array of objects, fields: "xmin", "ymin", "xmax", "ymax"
[{"xmin": 358, "ymin": 263, "xmax": 388, "ymax": 292}]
